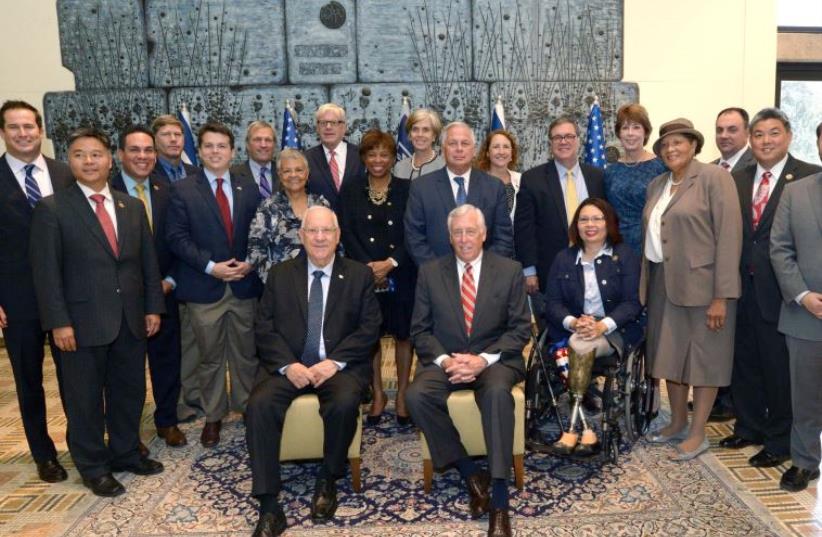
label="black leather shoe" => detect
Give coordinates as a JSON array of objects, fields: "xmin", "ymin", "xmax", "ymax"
[
  {"xmin": 748, "ymin": 449, "xmax": 790, "ymax": 468},
  {"xmin": 488, "ymin": 507, "xmax": 512, "ymax": 537},
  {"xmin": 719, "ymin": 434, "xmax": 757, "ymax": 449},
  {"xmin": 82, "ymin": 473, "xmax": 125, "ymax": 497},
  {"xmin": 310, "ymin": 478, "xmax": 338, "ymax": 521},
  {"xmin": 36, "ymin": 459, "xmax": 68, "ymax": 483},
  {"xmin": 396, "ymin": 414, "xmax": 412, "ymax": 427},
  {"xmin": 252, "ymin": 508, "xmax": 287, "ymax": 537},
  {"xmin": 466, "ymin": 470, "xmax": 491, "ymax": 519},
  {"xmin": 111, "ymin": 457, "xmax": 164, "ymax": 475},
  {"xmin": 779, "ymin": 465, "xmax": 820, "ymax": 492},
  {"xmin": 573, "ymin": 442, "xmax": 601, "ymax": 457}
]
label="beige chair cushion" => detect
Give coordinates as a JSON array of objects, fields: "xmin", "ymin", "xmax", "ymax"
[{"xmin": 279, "ymin": 394, "xmax": 362, "ymax": 461}]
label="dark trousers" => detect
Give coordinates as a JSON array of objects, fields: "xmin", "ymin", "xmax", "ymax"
[
  {"xmin": 147, "ymin": 293, "xmax": 181, "ymax": 428},
  {"xmin": 406, "ymin": 363, "xmax": 523, "ymax": 480},
  {"xmin": 786, "ymin": 336, "xmax": 822, "ymax": 470},
  {"xmin": 246, "ymin": 369, "xmax": 366, "ymax": 497},
  {"xmin": 731, "ymin": 276, "xmax": 792, "ymax": 455},
  {"xmin": 4, "ymin": 319, "xmax": 65, "ymax": 463},
  {"xmin": 61, "ymin": 318, "xmax": 146, "ymax": 479}
]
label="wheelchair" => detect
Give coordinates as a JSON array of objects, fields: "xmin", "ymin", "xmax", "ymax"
[{"xmin": 523, "ymin": 313, "xmax": 656, "ymax": 464}]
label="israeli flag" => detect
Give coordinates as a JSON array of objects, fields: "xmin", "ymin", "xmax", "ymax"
[
  {"xmin": 396, "ymin": 96, "xmax": 412, "ymax": 161},
  {"xmin": 281, "ymin": 100, "xmax": 302, "ymax": 150},
  {"xmin": 490, "ymin": 95, "xmax": 506, "ymax": 131},
  {"xmin": 584, "ymin": 97, "xmax": 606, "ymax": 169},
  {"xmin": 177, "ymin": 103, "xmax": 199, "ymax": 167}
]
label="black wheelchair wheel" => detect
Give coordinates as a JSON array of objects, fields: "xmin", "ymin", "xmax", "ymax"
[{"xmin": 623, "ymin": 344, "xmax": 651, "ymax": 442}]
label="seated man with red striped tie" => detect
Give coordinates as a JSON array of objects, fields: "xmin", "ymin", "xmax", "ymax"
[{"xmin": 405, "ymin": 204, "xmax": 530, "ymax": 537}]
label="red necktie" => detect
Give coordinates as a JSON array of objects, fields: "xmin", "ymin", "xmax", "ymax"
[
  {"xmin": 90, "ymin": 194, "xmax": 119, "ymax": 257},
  {"xmin": 752, "ymin": 171, "xmax": 771, "ymax": 228},
  {"xmin": 215, "ymin": 178, "xmax": 233, "ymax": 245},
  {"xmin": 461, "ymin": 263, "xmax": 476, "ymax": 336},
  {"xmin": 329, "ymin": 150, "xmax": 341, "ymax": 191}
]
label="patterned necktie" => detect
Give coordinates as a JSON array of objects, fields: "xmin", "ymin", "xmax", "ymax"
[
  {"xmin": 135, "ymin": 182, "xmax": 153, "ymax": 231},
  {"xmin": 564, "ymin": 169, "xmax": 578, "ymax": 225},
  {"xmin": 329, "ymin": 150, "xmax": 341, "ymax": 191},
  {"xmin": 215, "ymin": 178, "xmax": 234, "ymax": 245},
  {"xmin": 720, "ymin": 161, "xmax": 731, "ymax": 171},
  {"xmin": 752, "ymin": 171, "xmax": 771, "ymax": 229},
  {"xmin": 89, "ymin": 194, "xmax": 119, "ymax": 257},
  {"xmin": 259, "ymin": 167, "xmax": 272, "ymax": 198},
  {"xmin": 454, "ymin": 176, "xmax": 467, "ymax": 206},
  {"xmin": 24, "ymin": 164, "xmax": 42, "ymax": 207},
  {"xmin": 302, "ymin": 270, "xmax": 325, "ymax": 366},
  {"xmin": 461, "ymin": 263, "xmax": 476, "ymax": 337}
]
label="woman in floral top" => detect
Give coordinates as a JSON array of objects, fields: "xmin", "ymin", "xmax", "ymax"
[{"xmin": 247, "ymin": 148, "xmax": 330, "ymax": 283}]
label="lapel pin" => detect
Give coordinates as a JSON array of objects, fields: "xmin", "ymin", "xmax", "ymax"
[
  {"xmin": 117, "ymin": 201, "xmax": 126, "ymax": 208},
  {"xmin": 153, "ymin": 185, "xmax": 159, "ymax": 190},
  {"xmin": 338, "ymin": 274, "xmax": 344, "ymax": 279},
  {"xmin": 786, "ymin": 173, "xmax": 794, "ymax": 181},
  {"xmin": 236, "ymin": 186, "xmax": 243, "ymax": 191}
]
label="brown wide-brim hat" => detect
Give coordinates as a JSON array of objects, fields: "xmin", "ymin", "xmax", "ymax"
[{"xmin": 652, "ymin": 117, "xmax": 704, "ymax": 156}]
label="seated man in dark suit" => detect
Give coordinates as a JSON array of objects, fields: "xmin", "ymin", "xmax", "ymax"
[
  {"xmin": 305, "ymin": 103, "xmax": 362, "ymax": 211},
  {"xmin": 404, "ymin": 121, "xmax": 513, "ymax": 267},
  {"xmin": 29, "ymin": 127, "xmax": 165, "ymax": 497},
  {"xmin": 406, "ymin": 204, "xmax": 530, "ymax": 537},
  {"xmin": 246, "ymin": 206, "xmax": 381, "ymax": 537},
  {"xmin": 230, "ymin": 120, "xmax": 279, "ymax": 200}
]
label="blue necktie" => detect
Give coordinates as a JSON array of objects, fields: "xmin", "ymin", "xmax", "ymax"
[
  {"xmin": 454, "ymin": 176, "xmax": 467, "ymax": 206},
  {"xmin": 259, "ymin": 167, "xmax": 272, "ymax": 198},
  {"xmin": 302, "ymin": 270, "xmax": 325, "ymax": 367},
  {"xmin": 24, "ymin": 164, "xmax": 42, "ymax": 207}
]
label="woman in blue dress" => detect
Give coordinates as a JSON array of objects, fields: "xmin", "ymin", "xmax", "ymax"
[{"xmin": 604, "ymin": 104, "xmax": 667, "ymax": 253}]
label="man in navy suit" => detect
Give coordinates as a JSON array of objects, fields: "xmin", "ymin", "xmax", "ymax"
[
  {"xmin": 30, "ymin": 127, "xmax": 165, "ymax": 497},
  {"xmin": 110, "ymin": 125, "xmax": 187, "ymax": 448},
  {"xmin": 515, "ymin": 116, "xmax": 605, "ymax": 297},
  {"xmin": 231, "ymin": 120, "xmax": 279, "ymax": 200},
  {"xmin": 166, "ymin": 122, "xmax": 263, "ymax": 448},
  {"xmin": 404, "ymin": 121, "xmax": 513, "ymax": 267},
  {"xmin": 305, "ymin": 103, "xmax": 362, "ymax": 211},
  {"xmin": 0, "ymin": 100, "xmax": 73, "ymax": 483}
]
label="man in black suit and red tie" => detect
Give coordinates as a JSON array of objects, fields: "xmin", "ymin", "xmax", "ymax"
[
  {"xmin": 246, "ymin": 206, "xmax": 381, "ymax": 537},
  {"xmin": 29, "ymin": 127, "xmax": 166, "ymax": 497},
  {"xmin": 110, "ymin": 124, "xmax": 187, "ymax": 448},
  {"xmin": 0, "ymin": 100, "xmax": 73, "ymax": 483}
]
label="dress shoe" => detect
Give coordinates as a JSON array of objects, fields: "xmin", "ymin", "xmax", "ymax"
[
  {"xmin": 466, "ymin": 470, "xmax": 491, "ymax": 519},
  {"xmin": 310, "ymin": 478, "xmax": 338, "ymax": 521},
  {"xmin": 669, "ymin": 438, "xmax": 710, "ymax": 462},
  {"xmin": 548, "ymin": 440, "xmax": 576, "ymax": 456},
  {"xmin": 396, "ymin": 414, "xmax": 412, "ymax": 427},
  {"xmin": 748, "ymin": 449, "xmax": 790, "ymax": 468},
  {"xmin": 138, "ymin": 441, "xmax": 150, "ymax": 458},
  {"xmin": 779, "ymin": 465, "xmax": 820, "ymax": 492},
  {"xmin": 574, "ymin": 441, "xmax": 601, "ymax": 457},
  {"xmin": 252, "ymin": 508, "xmax": 287, "ymax": 537},
  {"xmin": 646, "ymin": 426, "xmax": 688, "ymax": 444},
  {"xmin": 112, "ymin": 457, "xmax": 164, "ymax": 475},
  {"xmin": 36, "ymin": 459, "xmax": 68, "ymax": 483},
  {"xmin": 719, "ymin": 434, "xmax": 757, "ymax": 449},
  {"xmin": 488, "ymin": 507, "xmax": 512, "ymax": 537},
  {"xmin": 157, "ymin": 425, "xmax": 187, "ymax": 447},
  {"xmin": 366, "ymin": 392, "xmax": 387, "ymax": 426},
  {"xmin": 82, "ymin": 473, "xmax": 125, "ymax": 497},
  {"xmin": 200, "ymin": 420, "xmax": 221, "ymax": 448}
]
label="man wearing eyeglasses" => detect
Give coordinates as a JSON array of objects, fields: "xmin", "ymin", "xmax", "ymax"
[
  {"xmin": 166, "ymin": 122, "xmax": 263, "ymax": 449},
  {"xmin": 514, "ymin": 115, "xmax": 605, "ymax": 298},
  {"xmin": 305, "ymin": 103, "xmax": 363, "ymax": 211},
  {"xmin": 247, "ymin": 206, "xmax": 381, "ymax": 537}
]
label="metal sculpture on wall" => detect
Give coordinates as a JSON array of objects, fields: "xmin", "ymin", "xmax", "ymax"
[{"xmin": 45, "ymin": 0, "xmax": 637, "ymax": 169}]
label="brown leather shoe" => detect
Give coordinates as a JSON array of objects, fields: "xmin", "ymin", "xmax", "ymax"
[
  {"xmin": 200, "ymin": 421, "xmax": 221, "ymax": 448},
  {"xmin": 466, "ymin": 470, "xmax": 491, "ymax": 519},
  {"xmin": 488, "ymin": 507, "xmax": 512, "ymax": 537},
  {"xmin": 157, "ymin": 426, "xmax": 188, "ymax": 447},
  {"xmin": 138, "ymin": 441, "xmax": 150, "ymax": 459}
]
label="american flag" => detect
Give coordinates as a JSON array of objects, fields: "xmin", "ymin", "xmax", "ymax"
[
  {"xmin": 396, "ymin": 96, "xmax": 412, "ymax": 161},
  {"xmin": 583, "ymin": 97, "xmax": 606, "ymax": 169},
  {"xmin": 177, "ymin": 103, "xmax": 199, "ymax": 167},
  {"xmin": 281, "ymin": 100, "xmax": 302, "ymax": 150}
]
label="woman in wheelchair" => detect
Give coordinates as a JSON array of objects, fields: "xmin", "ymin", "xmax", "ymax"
[{"xmin": 542, "ymin": 198, "xmax": 642, "ymax": 456}]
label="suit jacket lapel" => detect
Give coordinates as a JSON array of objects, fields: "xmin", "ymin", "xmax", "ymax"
[
  {"xmin": 67, "ymin": 184, "xmax": 118, "ymax": 258},
  {"xmin": 149, "ymin": 177, "xmax": 168, "ymax": 236},
  {"xmin": 343, "ymin": 142, "xmax": 359, "ymax": 181},
  {"xmin": 465, "ymin": 168, "xmax": 483, "ymax": 206},
  {"xmin": 292, "ymin": 256, "xmax": 309, "ymax": 324},
  {"xmin": 113, "ymin": 193, "xmax": 128, "ymax": 255},
  {"xmin": 312, "ymin": 147, "xmax": 335, "ymax": 193},
  {"xmin": 546, "ymin": 161, "xmax": 567, "ymax": 223},
  {"xmin": 324, "ymin": 258, "xmax": 345, "ymax": 324},
  {"xmin": 436, "ymin": 171, "xmax": 457, "ymax": 212},
  {"xmin": 663, "ymin": 161, "xmax": 698, "ymax": 215},
  {"xmin": 195, "ymin": 173, "xmax": 228, "ymax": 234},
  {"xmin": 470, "ymin": 253, "xmax": 493, "ymax": 334},
  {"xmin": 440, "ymin": 256, "xmax": 467, "ymax": 339},
  {"xmin": 737, "ymin": 167, "xmax": 755, "ymax": 233},
  {"xmin": 0, "ymin": 154, "xmax": 31, "ymax": 216},
  {"xmin": 756, "ymin": 155, "xmax": 795, "ymax": 236}
]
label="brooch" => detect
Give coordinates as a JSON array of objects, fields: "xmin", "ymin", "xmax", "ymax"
[{"xmin": 785, "ymin": 173, "xmax": 794, "ymax": 181}]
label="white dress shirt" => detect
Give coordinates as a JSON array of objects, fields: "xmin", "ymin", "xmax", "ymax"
[
  {"xmin": 562, "ymin": 246, "xmax": 617, "ymax": 334},
  {"xmin": 76, "ymin": 182, "xmax": 118, "ymax": 235},
  {"xmin": 323, "ymin": 143, "xmax": 348, "ymax": 185},
  {"xmin": 249, "ymin": 159, "xmax": 272, "ymax": 188},
  {"xmin": 446, "ymin": 167, "xmax": 472, "ymax": 201},
  {"xmin": 554, "ymin": 160, "xmax": 589, "ymax": 202},
  {"xmin": 753, "ymin": 153, "xmax": 788, "ymax": 202},
  {"xmin": 6, "ymin": 153, "xmax": 54, "ymax": 199},
  {"xmin": 719, "ymin": 145, "xmax": 749, "ymax": 170},
  {"xmin": 644, "ymin": 174, "xmax": 676, "ymax": 263}
]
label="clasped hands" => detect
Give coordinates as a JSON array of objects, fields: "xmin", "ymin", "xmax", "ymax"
[
  {"xmin": 570, "ymin": 315, "xmax": 606, "ymax": 340},
  {"xmin": 442, "ymin": 353, "xmax": 488, "ymax": 384},
  {"xmin": 285, "ymin": 360, "xmax": 339, "ymax": 389},
  {"xmin": 367, "ymin": 259, "xmax": 394, "ymax": 288},
  {"xmin": 211, "ymin": 258, "xmax": 253, "ymax": 282}
]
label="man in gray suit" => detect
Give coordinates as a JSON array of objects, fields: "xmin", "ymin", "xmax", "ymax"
[
  {"xmin": 770, "ymin": 172, "xmax": 822, "ymax": 492},
  {"xmin": 406, "ymin": 204, "xmax": 530, "ymax": 537},
  {"xmin": 713, "ymin": 107, "xmax": 756, "ymax": 173}
]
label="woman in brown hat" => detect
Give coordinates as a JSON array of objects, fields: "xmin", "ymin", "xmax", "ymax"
[{"xmin": 641, "ymin": 118, "xmax": 742, "ymax": 460}]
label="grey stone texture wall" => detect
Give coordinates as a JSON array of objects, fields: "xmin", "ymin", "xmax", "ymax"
[{"xmin": 45, "ymin": 0, "xmax": 636, "ymax": 169}]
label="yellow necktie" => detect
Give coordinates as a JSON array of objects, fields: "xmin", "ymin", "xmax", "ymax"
[
  {"xmin": 565, "ymin": 169, "xmax": 578, "ymax": 225},
  {"xmin": 135, "ymin": 182, "xmax": 153, "ymax": 231}
]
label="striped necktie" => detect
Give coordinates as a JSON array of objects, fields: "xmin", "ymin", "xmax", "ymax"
[
  {"xmin": 24, "ymin": 164, "xmax": 42, "ymax": 207},
  {"xmin": 461, "ymin": 263, "xmax": 476, "ymax": 336}
]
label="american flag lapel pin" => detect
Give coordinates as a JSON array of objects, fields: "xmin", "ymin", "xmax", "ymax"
[{"xmin": 117, "ymin": 201, "xmax": 126, "ymax": 208}]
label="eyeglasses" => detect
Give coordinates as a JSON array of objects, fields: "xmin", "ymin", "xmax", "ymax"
[
  {"xmin": 317, "ymin": 120, "xmax": 345, "ymax": 128},
  {"xmin": 578, "ymin": 216, "xmax": 606, "ymax": 224},
  {"xmin": 550, "ymin": 134, "xmax": 578, "ymax": 143},
  {"xmin": 450, "ymin": 228, "xmax": 481, "ymax": 238},
  {"xmin": 303, "ymin": 227, "xmax": 338, "ymax": 236}
]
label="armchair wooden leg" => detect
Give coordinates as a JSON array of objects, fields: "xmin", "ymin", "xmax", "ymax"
[
  {"xmin": 350, "ymin": 457, "xmax": 362, "ymax": 492},
  {"xmin": 513, "ymin": 454, "xmax": 524, "ymax": 490},
  {"xmin": 423, "ymin": 458, "xmax": 433, "ymax": 493}
]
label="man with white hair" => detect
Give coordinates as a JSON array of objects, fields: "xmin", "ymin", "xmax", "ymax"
[
  {"xmin": 305, "ymin": 103, "xmax": 362, "ymax": 211},
  {"xmin": 404, "ymin": 121, "xmax": 513, "ymax": 267}
]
